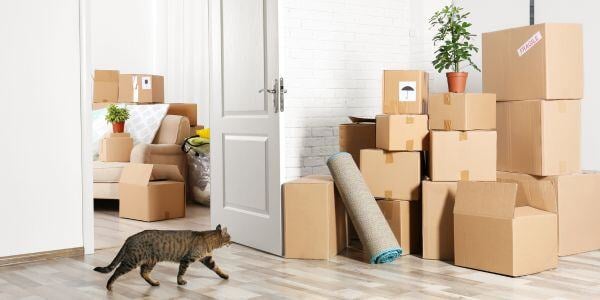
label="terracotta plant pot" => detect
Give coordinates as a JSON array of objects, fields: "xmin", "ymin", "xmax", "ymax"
[
  {"xmin": 112, "ymin": 122, "xmax": 125, "ymax": 133},
  {"xmin": 446, "ymin": 72, "xmax": 468, "ymax": 93}
]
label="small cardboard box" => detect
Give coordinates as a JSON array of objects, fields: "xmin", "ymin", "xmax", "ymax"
[
  {"xmin": 339, "ymin": 118, "xmax": 376, "ymax": 167},
  {"xmin": 454, "ymin": 181, "xmax": 558, "ymax": 277},
  {"xmin": 497, "ymin": 100, "xmax": 580, "ymax": 176},
  {"xmin": 422, "ymin": 181, "xmax": 457, "ymax": 261},
  {"xmin": 189, "ymin": 125, "xmax": 205, "ymax": 137},
  {"xmin": 377, "ymin": 199, "xmax": 421, "ymax": 255},
  {"xmin": 376, "ymin": 114, "xmax": 429, "ymax": 151},
  {"xmin": 483, "ymin": 23, "xmax": 583, "ymax": 101},
  {"xmin": 168, "ymin": 103, "xmax": 198, "ymax": 126},
  {"xmin": 99, "ymin": 133, "xmax": 133, "ymax": 162},
  {"xmin": 93, "ymin": 70, "xmax": 120, "ymax": 103},
  {"xmin": 118, "ymin": 74, "xmax": 165, "ymax": 103},
  {"xmin": 430, "ymin": 131, "xmax": 496, "ymax": 182},
  {"xmin": 429, "ymin": 93, "xmax": 496, "ymax": 130},
  {"xmin": 119, "ymin": 164, "xmax": 185, "ymax": 222},
  {"xmin": 360, "ymin": 149, "xmax": 421, "ymax": 200},
  {"xmin": 382, "ymin": 70, "xmax": 429, "ymax": 114},
  {"xmin": 497, "ymin": 171, "xmax": 600, "ymax": 256},
  {"xmin": 283, "ymin": 175, "xmax": 347, "ymax": 259}
]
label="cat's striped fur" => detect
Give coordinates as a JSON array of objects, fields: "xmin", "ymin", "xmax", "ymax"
[{"xmin": 94, "ymin": 225, "xmax": 232, "ymax": 291}]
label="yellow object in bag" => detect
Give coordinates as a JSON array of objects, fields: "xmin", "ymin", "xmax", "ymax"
[{"xmin": 196, "ymin": 128, "xmax": 210, "ymax": 139}]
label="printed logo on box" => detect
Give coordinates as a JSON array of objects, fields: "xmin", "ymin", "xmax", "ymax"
[
  {"xmin": 517, "ymin": 31, "xmax": 543, "ymax": 57},
  {"xmin": 398, "ymin": 81, "xmax": 417, "ymax": 102},
  {"xmin": 141, "ymin": 76, "xmax": 152, "ymax": 90}
]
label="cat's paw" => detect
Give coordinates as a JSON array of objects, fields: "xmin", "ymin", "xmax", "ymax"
[
  {"xmin": 150, "ymin": 281, "xmax": 160, "ymax": 287},
  {"xmin": 177, "ymin": 279, "xmax": 187, "ymax": 285},
  {"xmin": 219, "ymin": 274, "xmax": 229, "ymax": 280}
]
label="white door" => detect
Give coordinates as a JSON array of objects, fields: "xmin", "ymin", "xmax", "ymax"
[{"xmin": 209, "ymin": 0, "xmax": 284, "ymax": 255}]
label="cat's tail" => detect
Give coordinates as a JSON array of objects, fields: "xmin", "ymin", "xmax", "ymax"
[{"xmin": 93, "ymin": 243, "xmax": 127, "ymax": 273}]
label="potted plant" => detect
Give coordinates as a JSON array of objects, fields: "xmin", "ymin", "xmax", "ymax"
[
  {"xmin": 105, "ymin": 104, "xmax": 130, "ymax": 133},
  {"xmin": 429, "ymin": 4, "xmax": 480, "ymax": 93}
]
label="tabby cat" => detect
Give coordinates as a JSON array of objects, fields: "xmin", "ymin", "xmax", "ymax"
[{"xmin": 94, "ymin": 225, "xmax": 232, "ymax": 291}]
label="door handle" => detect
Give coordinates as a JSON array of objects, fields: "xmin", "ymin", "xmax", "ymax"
[
  {"xmin": 259, "ymin": 79, "xmax": 280, "ymax": 113},
  {"xmin": 279, "ymin": 77, "xmax": 287, "ymax": 112}
]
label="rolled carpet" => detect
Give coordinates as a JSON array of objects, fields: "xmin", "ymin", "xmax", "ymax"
[{"xmin": 327, "ymin": 152, "xmax": 402, "ymax": 263}]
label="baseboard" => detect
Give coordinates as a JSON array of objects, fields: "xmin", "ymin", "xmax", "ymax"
[{"xmin": 0, "ymin": 247, "xmax": 84, "ymax": 267}]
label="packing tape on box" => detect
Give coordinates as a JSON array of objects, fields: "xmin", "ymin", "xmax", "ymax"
[
  {"xmin": 406, "ymin": 140, "xmax": 414, "ymax": 151},
  {"xmin": 444, "ymin": 94, "xmax": 452, "ymax": 105},
  {"xmin": 405, "ymin": 116, "xmax": 414, "ymax": 124},
  {"xmin": 385, "ymin": 153, "xmax": 394, "ymax": 164},
  {"xmin": 384, "ymin": 190, "xmax": 393, "ymax": 199},
  {"xmin": 459, "ymin": 132, "xmax": 468, "ymax": 141},
  {"xmin": 558, "ymin": 102, "xmax": 567, "ymax": 113},
  {"xmin": 444, "ymin": 120, "xmax": 452, "ymax": 130},
  {"xmin": 460, "ymin": 170, "xmax": 470, "ymax": 181}
]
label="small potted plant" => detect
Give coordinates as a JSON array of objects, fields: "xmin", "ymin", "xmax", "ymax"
[
  {"xmin": 105, "ymin": 104, "xmax": 130, "ymax": 133},
  {"xmin": 429, "ymin": 4, "xmax": 480, "ymax": 93}
]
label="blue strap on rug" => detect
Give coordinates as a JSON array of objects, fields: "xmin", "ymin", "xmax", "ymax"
[{"xmin": 370, "ymin": 247, "xmax": 403, "ymax": 264}]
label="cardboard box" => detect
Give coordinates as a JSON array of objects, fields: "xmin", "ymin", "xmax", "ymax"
[
  {"xmin": 376, "ymin": 114, "xmax": 429, "ymax": 151},
  {"xmin": 377, "ymin": 199, "xmax": 421, "ymax": 255},
  {"xmin": 92, "ymin": 102, "xmax": 117, "ymax": 110},
  {"xmin": 168, "ymin": 103, "xmax": 198, "ymax": 126},
  {"xmin": 360, "ymin": 149, "xmax": 421, "ymax": 200},
  {"xmin": 497, "ymin": 171, "xmax": 600, "ymax": 256},
  {"xmin": 339, "ymin": 119, "xmax": 376, "ymax": 167},
  {"xmin": 99, "ymin": 133, "xmax": 133, "ymax": 162},
  {"xmin": 382, "ymin": 70, "xmax": 429, "ymax": 114},
  {"xmin": 118, "ymin": 74, "xmax": 164, "ymax": 103},
  {"xmin": 429, "ymin": 93, "xmax": 496, "ymax": 130},
  {"xmin": 454, "ymin": 181, "xmax": 558, "ymax": 276},
  {"xmin": 483, "ymin": 23, "xmax": 583, "ymax": 101},
  {"xmin": 93, "ymin": 70, "xmax": 119, "ymax": 103},
  {"xmin": 497, "ymin": 100, "xmax": 580, "ymax": 176},
  {"xmin": 283, "ymin": 175, "xmax": 347, "ymax": 259},
  {"xmin": 422, "ymin": 181, "xmax": 457, "ymax": 261},
  {"xmin": 119, "ymin": 164, "xmax": 185, "ymax": 222},
  {"xmin": 430, "ymin": 131, "xmax": 496, "ymax": 182},
  {"xmin": 189, "ymin": 125, "xmax": 205, "ymax": 137}
]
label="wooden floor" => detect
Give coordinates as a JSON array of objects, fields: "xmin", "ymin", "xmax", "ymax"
[{"xmin": 1, "ymin": 203, "xmax": 600, "ymax": 299}]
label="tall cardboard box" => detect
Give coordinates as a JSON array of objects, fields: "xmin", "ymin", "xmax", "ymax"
[
  {"xmin": 93, "ymin": 70, "xmax": 120, "ymax": 103},
  {"xmin": 428, "ymin": 93, "xmax": 496, "ymax": 130},
  {"xmin": 377, "ymin": 199, "xmax": 421, "ymax": 255},
  {"xmin": 422, "ymin": 181, "xmax": 457, "ymax": 261},
  {"xmin": 483, "ymin": 23, "xmax": 583, "ymax": 101},
  {"xmin": 339, "ymin": 119, "xmax": 376, "ymax": 167},
  {"xmin": 360, "ymin": 149, "xmax": 421, "ymax": 200},
  {"xmin": 119, "ymin": 74, "xmax": 165, "ymax": 103},
  {"xmin": 430, "ymin": 131, "xmax": 496, "ymax": 182},
  {"xmin": 168, "ymin": 103, "xmax": 198, "ymax": 126},
  {"xmin": 283, "ymin": 175, "xmax": 347, "ymax": 259},
  {"xmin": 99, "ymin": 133, "xmax": 133, "ymax": 162},
  {"xmin": 382, "ymin": 70, "xmax": 428, "ymax": 114},
  {"xmin": 497, "ymin": 100, "xmax": 580, "ymax": 176},
  {"xmin": 376, "ymin": 114, "xmax": 429, "ymax": 151},
  {"xmin": 454, "ymin": 181, "xmax": 558, "ymax": 276},
  {"xmin": 497, "ymin": 171, "xmax": 600, "ymax": 256},
  {"xmin": 119, "ymin": 164, "xmax": 185, "ymax": 222}
]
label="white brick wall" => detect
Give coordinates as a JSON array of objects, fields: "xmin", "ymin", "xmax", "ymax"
[{"xmin": 280, "ymin": 0, "xmax": 448, "ymax": 180}]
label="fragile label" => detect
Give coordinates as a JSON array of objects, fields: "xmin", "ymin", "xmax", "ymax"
[
  {"xmin": 517, "ymin": 31, "xmax": 543, "ymax": 57},
  {"xmin": 398, "ymin": 81, "xmax": 417, "ymax": 102},
  {"xmin": 141, "ymin": 76, "xmax": 152, "ymax": 89}
]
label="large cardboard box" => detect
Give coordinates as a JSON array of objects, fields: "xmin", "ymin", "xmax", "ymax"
[
  {"xmin": 93, "ymin": 102, "xmax": 117, "ymax": 110},
  {"xmin": 430, "ymin": 131, "xmax": 496, "ymax": 182},
  {"xmin": 339, "ymin": 119, "xmax": 376, "ymax": 167},
  {"xmin": 119, "ymin": 164, "xmax": 185, "ymax": 222},
  {"xmin": 382, "ymin": 70, "xmax": 428, "ymax": 114},
  {"xmin": 283, "ymin": 175, "xmax": 347, "ymax": 259},
  {"xmin": 497, "ymin": 100, "xmax": 580, "ymax": 176},
  {"xmin": 429, "ymin": 93, "xmax": 496, "ymax": 130},
  {"xmin": 99, "ymin": 133, "xmax": 133, "ymax": 162},
  {"xmin": 483, "ymin": 23, "xmax": 583, "ymax": 101},
  {"xmin": 422, "ymin": 181, "xmax": 457, "ymax": 261},
  {"xmin": 360, "ymin": 149, "xmax": 421, "ymax": 200},
  {"xmin": 168, "ymin": 103, "xmax": 198, "ymax": 126},
  {"xmin": 118, "ymin": 74, "xmax": 165, "ymax": 103},
  {"xmin": 497, "ymin": 171, "xmax": 600, "ymax": 256},
  {"xmin": 376, "ymin": 114, "xmax": 429, "ymax": 151},
  {"xmin": 93, "ymin": 70, "xmax": 119, "ymax": 103},
  {"xmin": 377, "ymin": 199, "xmax": 421, "ymax": 255},
  {"xmin": 454, "ymin": 181, "xmax": 558, "ymax": 276}
]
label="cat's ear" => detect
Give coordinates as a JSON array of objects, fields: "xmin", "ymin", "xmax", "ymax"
[
  {"xmin": 222, "ymin": 227, "xmax": 228, "ymax": 233},
  {"xmin": 216, "ymin": 224, "xmax": 222, "ymax": 231}
]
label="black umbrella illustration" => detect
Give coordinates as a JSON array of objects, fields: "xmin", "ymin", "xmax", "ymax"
[{"xmin": 401, "ymin": 85, "xmax": 415, "ymax": 100}]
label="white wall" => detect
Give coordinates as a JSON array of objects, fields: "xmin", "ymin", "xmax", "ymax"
[
  {"xmin": 0, "ymin": 0, "xmax": 83, "ymax": 257},
  {"xmin": 90, "ymin": 0, "xmax": 210, "ymax": 125},
  {"xmin": 535, "ymin": 1, "xmax": 600, "ymax": 170}
]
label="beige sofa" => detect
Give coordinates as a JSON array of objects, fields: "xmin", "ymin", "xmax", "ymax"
[{"xmin": 93, "ymin": 115, "xmax": 190, "ymax": 199}]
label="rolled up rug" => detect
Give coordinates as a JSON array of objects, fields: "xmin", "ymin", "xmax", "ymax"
[{"xmin": 327, "ymin": 152, "xmax": 402, "ymax": 263}]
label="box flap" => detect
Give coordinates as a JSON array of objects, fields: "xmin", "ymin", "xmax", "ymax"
[
  {"xmin": 455, "ymin": 182, "xmax": 517, "ymax": 219},
  {"xmin": 120, "ymin": 163, "xmax": 183, "ymax": 185},
  {"xmin": 348, "ymin": 116, "xmax": 375, "ymax": 123},
  {"xmin": 151, "ymin": 164, "xmax": 184, "ymax": 182}
]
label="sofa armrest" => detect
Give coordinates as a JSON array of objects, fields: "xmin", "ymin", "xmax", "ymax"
[{"xmin": 131, "ymin": 143, "xmax": 187, "ymax": 178}]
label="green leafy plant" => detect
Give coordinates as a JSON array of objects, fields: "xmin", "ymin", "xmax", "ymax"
[
  {"xmin": 429, "ymin": 4, "xmax": 480, "ymax": 73},
  {"xmin": 105, "ymin": 104, "xmax": 130, "ymax": 123}
]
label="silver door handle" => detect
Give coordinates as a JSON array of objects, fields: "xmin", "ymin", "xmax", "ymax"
[
  {"xmin": 260, "ymin": 79, "xmax": 280, "ymax": 113},
  {"xmin": 258, "ymin": 88, "xmax": 276, "ymax": 94}
]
